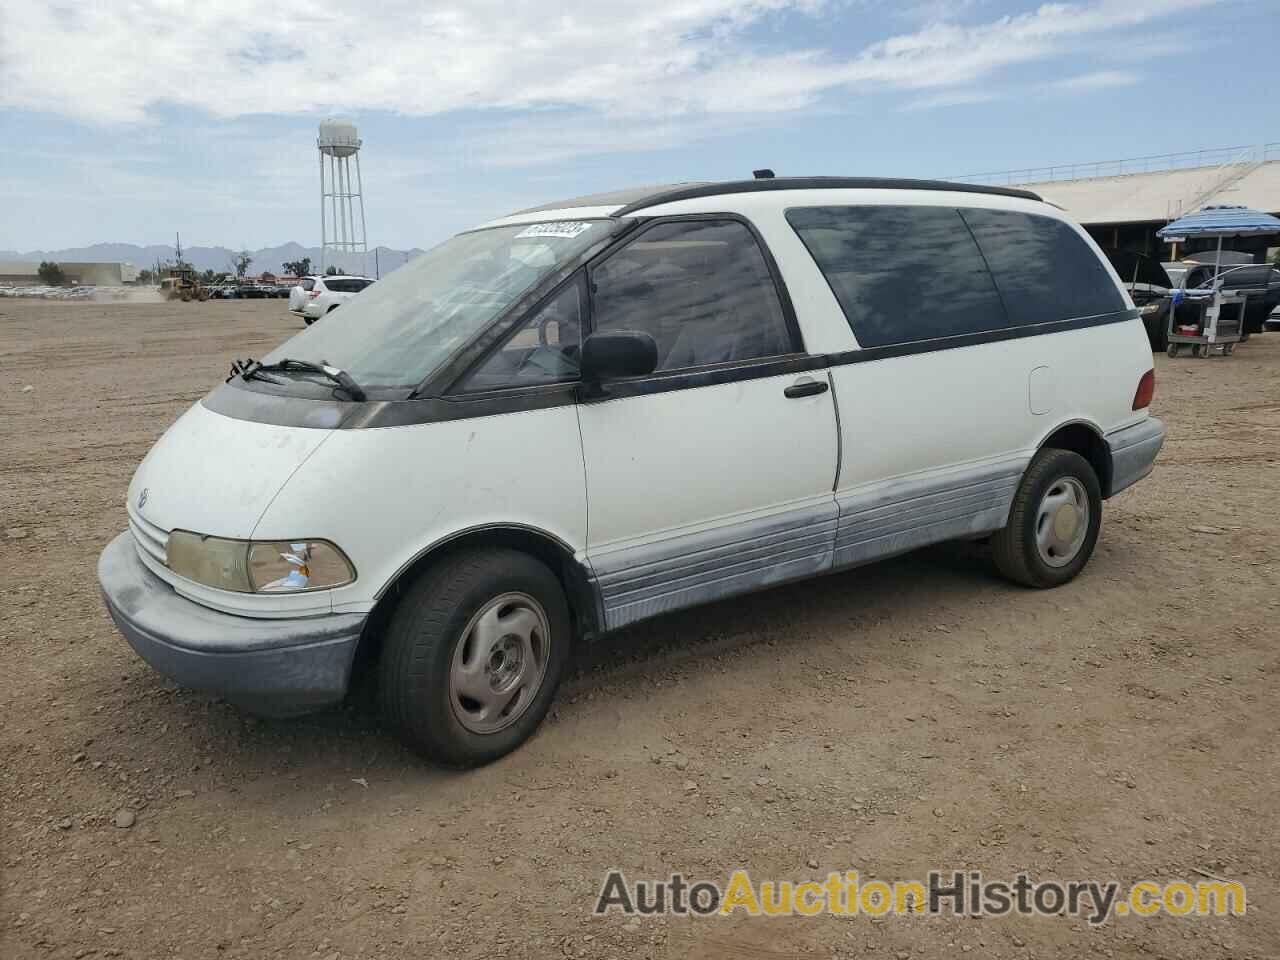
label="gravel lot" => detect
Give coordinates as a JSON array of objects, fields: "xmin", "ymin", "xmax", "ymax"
[{"xmin": 2, "ymin": 298, "xmax": 1278, "ymax": 959}]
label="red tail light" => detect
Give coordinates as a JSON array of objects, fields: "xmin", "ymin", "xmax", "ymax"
[{"xmin": 1132, "ymin": 369, "xmax": 1155, "ymax": 410}]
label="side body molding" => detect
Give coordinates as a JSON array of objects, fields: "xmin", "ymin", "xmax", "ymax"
[
  {"xmin": 833, "ymin": 457, "xmax": 1028, "ymax": 569},
  {"xmin": 585, "ymin": 456, "xmax": 1030, "ymax": 633}
]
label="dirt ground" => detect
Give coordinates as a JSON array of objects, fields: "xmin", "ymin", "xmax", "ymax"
[{"xmin": 2, "ymin": 298, "xmax": 1278, "ymax": 960}]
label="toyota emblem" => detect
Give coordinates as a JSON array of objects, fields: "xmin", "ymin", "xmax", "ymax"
[{"xmin": 137, "ymin": 487, "xmax": 149, "ymax": 510}]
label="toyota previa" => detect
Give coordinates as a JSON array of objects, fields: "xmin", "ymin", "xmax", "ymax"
[{"xmin": 99, "ymin": 177, "xmax": 1165, "ymax": 766}]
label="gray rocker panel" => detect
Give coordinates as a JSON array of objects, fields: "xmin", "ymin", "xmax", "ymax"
[{"xmin": 590, "ymin": 501, "xmax": 838, "ymax": 630}]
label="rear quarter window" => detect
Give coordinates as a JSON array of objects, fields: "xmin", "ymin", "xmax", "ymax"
[
  {"xmin": 785, "ymin": 205, "xmax": 1007, "ymax": 347},
  {"xmin": 960, "ymin": 208, "xmax": 1125, "ymax": 324},
  {"xmin": 324, "ymin": 279, "xmax": 372, "ymax": 293},
  {"xmin": 786, "ymin": 204, "xmax": 1127, "ymax": 349},
  {"xmin": 300, "ymin": 278, "xmax": 315, "ymax": 291}
]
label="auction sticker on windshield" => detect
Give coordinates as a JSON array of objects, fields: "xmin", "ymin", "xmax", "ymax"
[{"xmin": 515, "ymin": 221, "xmax": 594, "ymax": 240}]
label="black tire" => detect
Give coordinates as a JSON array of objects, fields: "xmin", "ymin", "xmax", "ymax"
[
  {"xmin": 1143, "ymin": 313, "xmax": 1167, "ymax": 352},
  {"xmin": 327, "ymin": 305, "xmax": 340, "ymax": 313},
  {"xmin": 378, "ymin": 548, "xmax": 571, "ymax": 767},
  {"xmin": 303, "ymin": 317, "xmax": 314, "ymax": 326},
  {"xmin": 991, "ymin": 448, "xmax": 1102, "ymax": 588}
]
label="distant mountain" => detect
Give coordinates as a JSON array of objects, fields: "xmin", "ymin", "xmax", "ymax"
[{"xmin": 0, "ymin": 242, "xmax": 424, "ymax": 277}]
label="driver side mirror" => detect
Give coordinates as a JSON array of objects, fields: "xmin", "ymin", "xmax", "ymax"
[{"xmin": 580, "ymin": 330, "xmax": 658, "ymax": 382}]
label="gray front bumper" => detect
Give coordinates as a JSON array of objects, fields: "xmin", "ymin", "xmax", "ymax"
[
  {"xmin": 1106, "ymin": 416, "xmax": 1167, "ymax": 497},
  {"xmin": 98, "ymin": 532, "xmax": 366, "ymax": 717}
]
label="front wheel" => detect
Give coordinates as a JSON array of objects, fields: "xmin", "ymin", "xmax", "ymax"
[
  {"xmin": 992, "ymin": 448, "xmax": 1102, "ymax": 588},
  {"xmin": 378, "ymin": 548, "xmax": 571, "ymax": 767}
]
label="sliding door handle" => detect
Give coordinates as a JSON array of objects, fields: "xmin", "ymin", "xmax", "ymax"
[{"xmin": 784, "ymin": 378, "xmax": 829, "ymax": 399}]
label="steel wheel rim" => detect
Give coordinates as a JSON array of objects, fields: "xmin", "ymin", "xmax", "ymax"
[
  {"xmin": 449, "ymin": 592, "xmax": 551, "ymax": 735},
  {"xmin": 1034, "ymin": 476, "xmax": 1090, "ymax": 568}
]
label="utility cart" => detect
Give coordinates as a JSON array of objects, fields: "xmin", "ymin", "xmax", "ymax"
[
  {"xmin": 1164, "ymin": 285, "xmax": 1247, "ymax": 358},
  {"xmin": 1157, "ymin": 204, "xmax": 1280, "ymax": 358}
]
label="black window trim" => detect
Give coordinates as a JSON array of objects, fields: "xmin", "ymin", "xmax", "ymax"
[
  {"xmin": 205, "ymin": 305, "xmax": 1138, "ymax": 428},
  {"xmin": 823, "ymin": 308, "xmax": 1139, "ymax": 366},
  {"xmin": 583, "ymin": 352, "xmax": 829, "ymax": 402}
]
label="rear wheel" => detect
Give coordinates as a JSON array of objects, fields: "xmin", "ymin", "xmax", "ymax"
[
  {"xmin": 327, "ymin": 304, "xmax": 340, "ymax": 314},
  {"xmin": 378, "ymin": 548, "xmax": 571, "ymax": 767},
  {"xmin": 992, "ymin": 448, "xmax": 1102, "ymax": 588}
]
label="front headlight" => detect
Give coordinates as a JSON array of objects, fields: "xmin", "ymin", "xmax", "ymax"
[{"xmin": 166, "ymin": 532, "xmax": 355, "ymax": 593}]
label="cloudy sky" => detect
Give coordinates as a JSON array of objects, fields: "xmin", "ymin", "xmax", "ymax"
[{"xmin": 0, "ymin": 0, "xmax": 1275, "ymax": 252}]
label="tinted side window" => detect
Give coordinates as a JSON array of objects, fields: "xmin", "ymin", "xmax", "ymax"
[
  {"xmin": 461, "ymin": 279, "xmax": 582, "ymax": 391},
  {"xmin": 961, "ymin": 209, "xmax": 1125, "ymax": 324},
  {"xmin": 590, "ymin": 219, "xmax": 794, "ymax": 371},
  {"xmin": 785, "ymin": 206, "xmax": 1007, "ymax": 347}
]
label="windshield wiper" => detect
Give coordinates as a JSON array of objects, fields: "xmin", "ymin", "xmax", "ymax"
[
  {"xmin": 228, "ymin": 357, "xmax": 285, "ymax": 385},
  {"xmin": 254, "ymin": 358, "xmax": 368, "ymax": 401}
]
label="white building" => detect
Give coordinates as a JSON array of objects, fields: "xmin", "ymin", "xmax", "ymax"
[{"xmin": 953, "ymin": 143, "xmax": 1280, "ymax": 260}]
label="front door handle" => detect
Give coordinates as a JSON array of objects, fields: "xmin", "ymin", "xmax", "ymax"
[{"xmin": 784, "ymin": 378, "xmax": 829, "ymax": 399}]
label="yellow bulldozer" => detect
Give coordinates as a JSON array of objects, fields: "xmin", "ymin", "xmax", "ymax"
[
  {"xmin": 160, "ymin": 265, "xmax": 208, "ymax": 302},
  {"xmin": 157, "ymin": 234, "xmax": 208, "ymax": 302}
]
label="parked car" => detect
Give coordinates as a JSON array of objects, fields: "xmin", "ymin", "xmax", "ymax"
[
  {"xmin": 300, "ymin": 275, "xmax": 375, "ymax": 324},
  {"xmin": 288, "ymin": 276, "xmax": 319, "ymax": 314},
  {"xmin": 1164, "ymin": 263, "xmax": 1280, "ymax": 344},
  {"xmin": 1103, "ymin": 250, "xmax": 1171, "ymax": 350},
  {"xmin": 1216, "ymin": 264, "xmax": 1280, "ymax": 335},
  {"xmin": 98, "ymin": 177, "xmax": 1164, "ymax": 767}
]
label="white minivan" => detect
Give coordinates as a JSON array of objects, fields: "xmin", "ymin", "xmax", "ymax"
[{"xmin": 99, "ymin": 177, "xmax": 1165, "ymax": 767}]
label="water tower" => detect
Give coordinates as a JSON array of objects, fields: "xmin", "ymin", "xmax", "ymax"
[{"xmin": 317, "ymin": 118, "xmax": 368, "ymax": 274}]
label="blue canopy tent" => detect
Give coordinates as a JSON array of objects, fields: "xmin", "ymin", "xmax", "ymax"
[
  {"xmin": 1158, "ymin": 204, "xmax": 1280, "ymax": 240},
  {"xmin": 1158, "ymin": 204, "xmax": 1280, "ymax": 282}
]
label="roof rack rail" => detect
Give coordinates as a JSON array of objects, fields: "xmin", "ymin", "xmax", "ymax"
[{"xmin": 612, "ymin": 177, "xmax": 1042, "ymax": 216}]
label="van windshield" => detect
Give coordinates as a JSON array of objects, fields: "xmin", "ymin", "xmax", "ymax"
[{"xmin": 264, "ymin": 220, "xmax": 615, "ymax": 389}]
